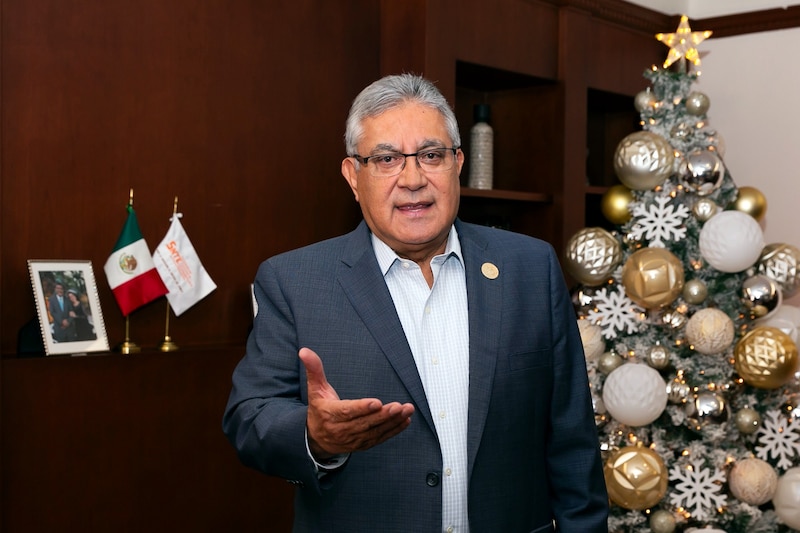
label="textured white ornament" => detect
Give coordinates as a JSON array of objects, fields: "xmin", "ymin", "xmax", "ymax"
[
  {"xmin": 577, "ymin": 320, "xmax": 605, "ymax": 361},
  {"xmin": 729, "ymin": 458, "xmax": 778, "ymax": 505},
  {"xmin": 699, "ymin": 211, "xmax": 765, "ymax": 273},
  {"xmin": 602, "ymin": 363, "xmax": 668, "ymax": 426},
  {"xmin": 685, "ymin": 308, "xmax": 735, "ymax": 355},
  {"xmin": 772, "ymin": 467, "xmax": 800, "ymax": 530}
]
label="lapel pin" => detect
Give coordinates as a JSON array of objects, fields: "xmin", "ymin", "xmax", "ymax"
[{"xmin": 481, "ymin": 262, "xmax": 499, "ymax": 280}]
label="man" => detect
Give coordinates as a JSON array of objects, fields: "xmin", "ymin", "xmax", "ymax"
[
  {"xmin": 48, "ymin": 280, "xmax": 73, "ymax": 343},
  {"xmin": 223, "ymin": 74, "xmax": 608, "ymax": 532}
]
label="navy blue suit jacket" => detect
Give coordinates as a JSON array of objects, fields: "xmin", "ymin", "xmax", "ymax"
[{"xmin": 223, "ymin": 220, "xmax": 608, "ymax": 532}]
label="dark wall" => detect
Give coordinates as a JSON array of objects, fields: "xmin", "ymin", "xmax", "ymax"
[
  {"xmin": 1, "ymin": 1, "xmax": 377, "ymax": 531},
  {"xmin": 1, "ymin": 0, "xmax": 373, "ymax": 353}
]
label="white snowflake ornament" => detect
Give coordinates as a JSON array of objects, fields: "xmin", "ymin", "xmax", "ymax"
[
  {"xmin": 755, "ymin": 409, "xmax": 800, "ymax": 470},
  {"xmin": 587, "ymin": 285, "xmax": 645, "ymax": 339},
  {"xmin": 669, "ymin": 460, "xmax": 727, "ymax": 520},
  {"xmin": 630, "ymin": 195, "xmax": 689, "ymax": 247}
]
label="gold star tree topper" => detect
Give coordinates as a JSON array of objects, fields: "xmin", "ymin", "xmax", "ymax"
[{"xmin": 655, "ymin": 15, "xmax": 712, "ymax": 69}]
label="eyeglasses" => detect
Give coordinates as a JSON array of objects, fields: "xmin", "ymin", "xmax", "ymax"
[{"xmin": 352, "ymin": 147, "xmax": 459, "ymax": 178}]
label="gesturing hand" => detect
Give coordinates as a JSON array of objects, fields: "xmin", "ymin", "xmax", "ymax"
[{"xmin": 299, "ymin": 347, "xmax": 415, "ymax": 460}]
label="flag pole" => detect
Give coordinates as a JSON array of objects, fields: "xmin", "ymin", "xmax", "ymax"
[
  {"xmin": 158, "ymin": 196, "xmax": 179, "ymax": 352},
  {"xmin": 116, "ymin": 188, "xmax": 142, "ymax": 354}
]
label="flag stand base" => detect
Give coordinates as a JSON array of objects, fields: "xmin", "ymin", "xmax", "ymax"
[
  {"xmin": 116, "ymin": 340, "xmax": 141, "ymax": 354},
  {"xmin": 159, "ymin": 336, "xmax": 179, "ymax": 352}
]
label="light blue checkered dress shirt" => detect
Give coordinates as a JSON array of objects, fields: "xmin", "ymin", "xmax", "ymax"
[{"xmin": 373, "ymin": 225, "xmax": 470, "ymax": 533}]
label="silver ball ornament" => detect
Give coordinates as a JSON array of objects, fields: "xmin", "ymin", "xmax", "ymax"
[
  {"xmin": 685, "ymin": 91, "xmax": 710, "ymax": 115},
  {"xmin": 685, "ymin": 391, "xmax": 729, "ymax": 431},
  {"xmin": 741, "ymin": 274, "xmax": 782, "ymax": 319},
  {"xmin": 681, "ymin": 148, "xmax": 725, "ymax": 196},
  {"xmin": 734, "ymin": 407, "xmax": 762, "ymax": 434},
  {"xmin": 682, "ymin": 279, "xmax": 708, "ymax": 305},
  {"xmin": 666, "ymin": 377, "xmax": 691, "ymax": 404}
]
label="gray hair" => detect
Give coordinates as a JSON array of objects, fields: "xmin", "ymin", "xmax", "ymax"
[{"xmin": 344, "ymin": 73, "xmax": 461, "ymax": 156}]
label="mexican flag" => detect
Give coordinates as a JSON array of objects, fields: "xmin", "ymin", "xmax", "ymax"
[{"xmin": 104, "ymin": 204, "xmax": 168, "ymax": 316}]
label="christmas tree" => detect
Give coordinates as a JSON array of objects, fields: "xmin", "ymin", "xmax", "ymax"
[{"xmin": 568, "ymin": 16, "xmax": 800, "ymax": 533}]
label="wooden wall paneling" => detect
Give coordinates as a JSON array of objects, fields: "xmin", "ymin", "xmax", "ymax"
[
  {"xmin": 557, "ymin": 7, "xmax": 592, "ymax": 259},
  {"xmin": 1, "ymin": 1, "xmax": 381, "ymax": 531},
  {"xmin": 0, "ymin": 0, "xmax": 371, "ymax": 356},
  {"xmin": 1, "ymin": 348, "xmax": 294, "ymax": 532}
]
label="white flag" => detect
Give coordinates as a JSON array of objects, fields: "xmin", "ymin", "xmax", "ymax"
[{"xmin": 152, "ymin": 214, "xmax": 217, "ymax": 316}]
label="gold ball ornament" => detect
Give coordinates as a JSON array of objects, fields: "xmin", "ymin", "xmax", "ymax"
[
  {"xmin": 692, "ymin": 198, "xmax": 718, "ymax": 222},
  {"xmin": 622, "ymin": 247, "xmax": 685, "ymax": 309},
  {"xmin": 604, "ymin": 445, "xmax": 668, "ymax": 510},
  {"xmin": 647, "ymin": 343, "xmax": 670, "ymax": 369},
  {"xmin": 634, "ymin": 89, "xmax": 657, "ymax": 113},
  {"xmin": 735, "ymin": 326, "xmax": 799, "ymax": 389},
  {"xmin": 685, "ymin": 307, "xmax": 735, "ymax": 355},
  {"xmin": 614, "ymin": 131, "xmax": 675, "ymax": 191},
  {"xmin": 649, "ymin": 509, "xmax": 676, "ymax": 533},
  {"xmin": 734, "ymin": 407, "xmax": 762, "ymax": 434},
  {"xmin": 729, "ymin": 458, "xmax": 778, "ymax": 505},
  {"xmin": 601, "ymin": 184, "xmax": 634, "ymax": 225},
  {"xmin": 732, "ymin": 185, "xmax": 767, "ymax": 221},
  {"xmin": 685, "ymin": 91, "xmax": 711, "ymax": 115},
  {"xmin": 598, "ymin": 351, "xmax": 624, "ymax": 374},
  {"xmin": 756, "ymin": 243, "xmax": 800, "ymax": 298},
  {"xmin": 564, "ymin": 227, "xmax": 622, "ymax": 286},
  {"xmin": 682, "ymin": 278, "xmax": 708, "ymax": 305}
]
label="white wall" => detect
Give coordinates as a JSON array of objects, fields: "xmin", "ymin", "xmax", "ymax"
[
  {"xmin": 626, "ymin": 0, "xmax": 793, "ymax": 17},
  {"xmin": 695, "ymin": 27, "xmax": 800, "ymax": 303}
]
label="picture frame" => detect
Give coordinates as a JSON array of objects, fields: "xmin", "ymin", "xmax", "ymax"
[{"xmin": 28, "ymin": 260, "xmax": 110, "ymax": 356}]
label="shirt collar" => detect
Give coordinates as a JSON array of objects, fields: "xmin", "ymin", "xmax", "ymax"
[{"xmin": 371, "ymin": 225, "xmax": 463, "ymax": 276}]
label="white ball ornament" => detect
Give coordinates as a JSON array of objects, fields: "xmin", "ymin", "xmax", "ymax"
[
  {"xmin": 729, "ymin": 458, "xmax": 777, "ymax": 505},
  {"xmin": 772, "ymin": 467, "xmax": 800, "ymax": 530},
  {"xmin": 758, "ymin": 304, "xmax": 800, "ymax": 344},
  {"xmin": 699, "ymin": 210, "xmax": 765, "ymax": 273},
  {"xmin": 602, "ymin": 363, "xmax": 668, "ymax": 427},
  {"xmin": 577, "ymin": 320, "xmax": 605, "ymax": 361},
  {"xmin": 685, "ymin": 308, "xmax": 735, "ymax": 355}
]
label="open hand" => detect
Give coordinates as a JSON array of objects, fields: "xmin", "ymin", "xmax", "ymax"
[{"xmin": 299, "ymin": 347, "xmax": 415, "ymax": 459}]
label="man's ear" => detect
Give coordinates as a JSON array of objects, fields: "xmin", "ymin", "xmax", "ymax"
[{"xmin": 341, "ymin": 157, "xmax": 359, "ymax": 202}]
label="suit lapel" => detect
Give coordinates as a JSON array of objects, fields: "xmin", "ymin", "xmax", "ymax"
[
  {"xmin": 457, "ymin": 221, "xmax": 502, "ymax": 475},
  {"xmin": 336, "ymin": 223, "xmax": 436, "ymax": 434}
]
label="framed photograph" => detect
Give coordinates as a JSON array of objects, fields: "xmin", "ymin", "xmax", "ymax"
[{"xmin": 28, "ymin": 260, "xmax": 110, "ymax": 356}]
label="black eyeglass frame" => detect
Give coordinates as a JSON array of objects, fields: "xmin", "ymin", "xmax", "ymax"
[{"xmin": 351, "ymin": 147, "xmax": 460, "ymax": 175}]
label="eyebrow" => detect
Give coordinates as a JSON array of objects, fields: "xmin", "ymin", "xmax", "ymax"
[{"xmin": 366, "ymin": 139, "xmax": 447, "ymax": 155}]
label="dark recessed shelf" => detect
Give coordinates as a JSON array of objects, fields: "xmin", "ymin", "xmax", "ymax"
[{"xmin": 460, "ymin": 187, "xmax": 552, "ymax": 203}]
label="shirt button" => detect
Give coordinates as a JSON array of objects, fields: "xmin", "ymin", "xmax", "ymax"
[
  {"xmin": 432, "ymin": 357, "xmax": 439, "ymax": 365},
  {"xmin": 446, "ymin": 527, "xmax": 454, "ymax": 533},
  {"xmin": 426, "ymin": 472, "xmax": 440, "ymax": 487},
  {"xmin": 445, "ymin": 468, "xmax": 452, "ymax": 476},
  {"xmin": 402, "ymin": 262, "xmax": 410, "ymax": 269},
  {"xmin": 438, "ymin": 411, "xmax": 446, "ymax": 419}
]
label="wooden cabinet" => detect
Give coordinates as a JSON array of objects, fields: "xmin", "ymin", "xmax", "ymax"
[{"xmin": 380, "ymin": 0, "xmax": 668, "ymax": 256}]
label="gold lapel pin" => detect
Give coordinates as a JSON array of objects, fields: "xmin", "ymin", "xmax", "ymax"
[{"xmin": 481, "ymin": 262, "xmax": 499, "ymax": 280}]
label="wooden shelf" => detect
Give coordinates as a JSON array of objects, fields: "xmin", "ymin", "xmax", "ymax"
[{"xmin": 460, "ymin": 187, "xmax": 552, "ymax": 203}]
